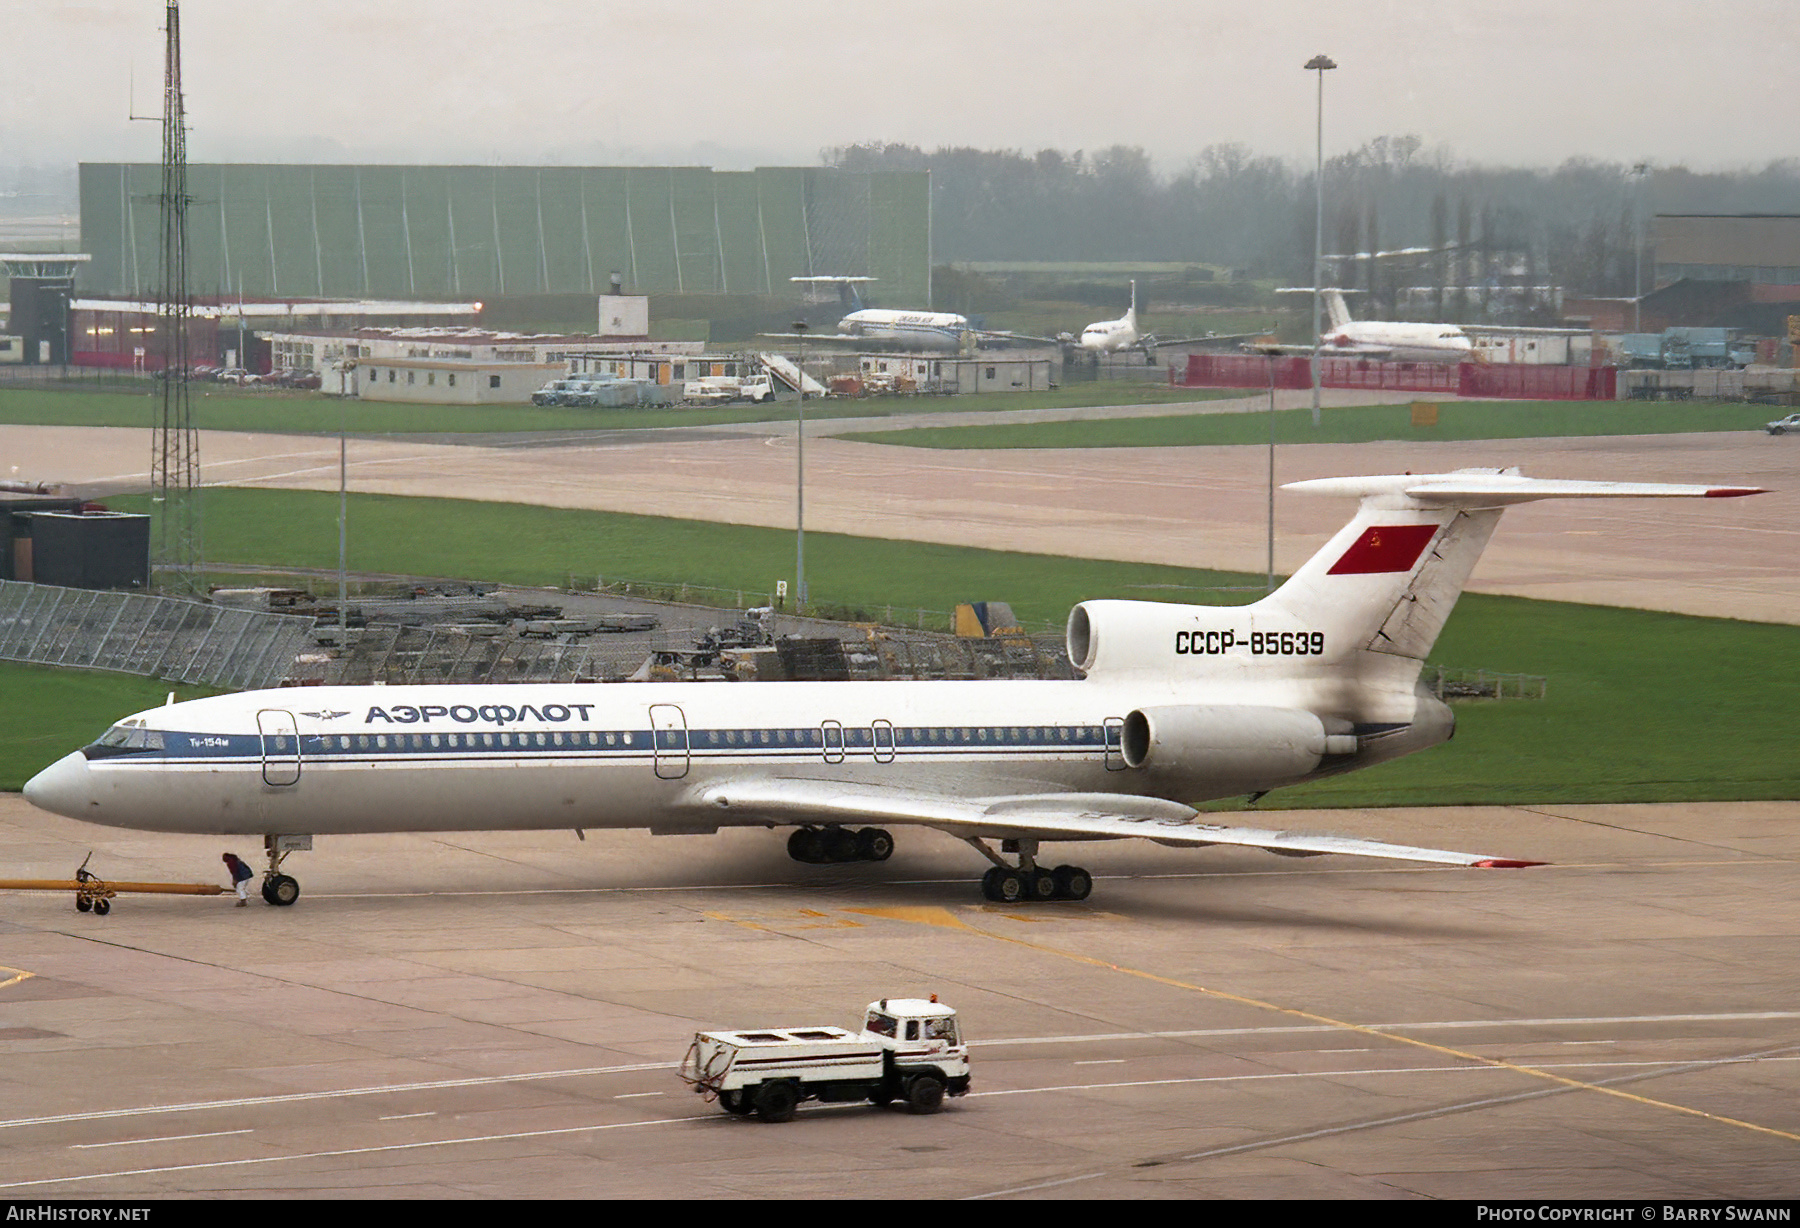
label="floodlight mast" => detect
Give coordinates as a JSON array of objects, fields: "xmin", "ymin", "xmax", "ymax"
[
  {"xmin": 151, "ymin": 0, "xmax": 203, "ymax": 594},
  {"xmin": 1306, "ymin": 53, "xmax": 1337, "ymax": 430},
  {"xmin": 792, "ymin": 320, "xmax": 809, "ymax": 609}
]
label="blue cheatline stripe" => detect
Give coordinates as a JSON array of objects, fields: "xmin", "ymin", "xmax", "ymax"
[{"xmin": 88, "ymin": 724, "xmax": 1114, "ymax": 766}]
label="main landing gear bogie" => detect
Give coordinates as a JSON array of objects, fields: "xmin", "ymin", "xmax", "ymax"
[
  {"xmin": 969, "ymin": 837, "xmax": 1092, "ymax": 904},
  {"xmin": 979, "ymin": 863, "xmax": 1092, "ymax": 903},
  {"xmin": 786, "ymin": 825, "xmax": 894, "ymax": 865}
]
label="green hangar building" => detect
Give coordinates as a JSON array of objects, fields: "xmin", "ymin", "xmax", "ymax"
[{"xmin": 77, "ymin": 163, "xmax": 931, "ymax": 305}]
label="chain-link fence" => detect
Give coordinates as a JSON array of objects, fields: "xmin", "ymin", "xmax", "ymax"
[
  {"xmin": 0, "ymin": 580, "xmax": 316, "ymax": 690},
  {"xmin": 305, "ymin": 622, "xmax": 1075, "ymax": 686},
  {"xmin": 1422, "ymin": 665, "xmax": 1547, "ymax": 701}
]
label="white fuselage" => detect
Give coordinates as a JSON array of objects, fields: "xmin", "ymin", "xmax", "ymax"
[
  {"xmin": 1079, "ymin": 313, "xmax": 1140, "ymax": 353},
  {"xmin": 1324, "ymin": 320, "xmax": 1475, "ymax": 365},
  {"xmin": 836, "ymin": 309, "xmax": 971, "ymax": 351},
  {"xmin": 23, "ymin": 627, "xmax": 1409, "ymax": 840}
]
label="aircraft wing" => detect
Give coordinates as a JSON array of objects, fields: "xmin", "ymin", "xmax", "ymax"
[
  {"xmin": 1460, "ymin": 324, "xmax": 1593, "ymax": 336},
  {"xmin": 756, "ymin": 331, "xmax": 868, "ymax": 345},
  {"xmin": 1242, "ymin": 340, "xmax": 1396, "ymax": 359},
  {"xmin": 684, "ymin": 778, "xmax": 1541, "ymax": 868},
  {"xmin": 974, "ymin": 329, "xmax": 1062, "ymax": 346},
  {"xmin": 1147, "ymin": 330, "xmax": 1269, "ymax": 350}
]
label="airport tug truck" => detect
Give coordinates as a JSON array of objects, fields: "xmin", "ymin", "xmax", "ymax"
[{"xmin": 680, "ymin": 998, "xmax": 970, "ymax": 1123}]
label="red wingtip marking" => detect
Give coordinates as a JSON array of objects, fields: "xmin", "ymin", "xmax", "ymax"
[
  {"xmin": 1473, "ymin": 858, "xmax": 1548, "ymax": 869},
  {"xmin": 1704, "ymin": 487, "xmax": 1767, "ymax": 498}
]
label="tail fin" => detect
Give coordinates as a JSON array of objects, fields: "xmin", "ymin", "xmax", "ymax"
[
  {"xmin": 1126, "ymin": 279, "xmax": 1138, "ymax": 326},
  {"xmin": 1321, "ymin": 288, "xmax": 1351, "ymax": 331},
  {"xmin": 1266, "ymin": 467, "xmax": 1764, "ymax": 679}
]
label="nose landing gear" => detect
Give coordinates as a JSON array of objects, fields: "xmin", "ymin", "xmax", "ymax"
[{"xmin": 260, "ymin": 834, "xmax": 311, "ymax": 906}]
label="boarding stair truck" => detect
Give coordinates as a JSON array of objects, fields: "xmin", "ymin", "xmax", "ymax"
[
  {"xmin": 758, "ymin": 351, "xmax": 830, "ymax": 398},
  {"xmin": 679, "ymin": 998, "xmax": 971, "ymax": 1122}
]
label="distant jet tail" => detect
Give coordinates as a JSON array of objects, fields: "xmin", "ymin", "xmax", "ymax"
[
  {"xmin": 1272, "ymin": 286, "xmax": 1356, "ymax": 332},
  {"xmin": 789, "ymin": 274, "xmax": 876, "ymax": 313},
  {"xmin": 1126, "ymin": 278, "xmax": 1138, "ymax": 326},
  {"xmin": 1321, "ymin": 288, "xmax": 1351, "ymax": 331}
]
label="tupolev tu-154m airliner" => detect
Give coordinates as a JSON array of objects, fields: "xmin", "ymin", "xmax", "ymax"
[{"xmin": 23, "ymin": 470, "xmax": 1763, "ymax": 907}]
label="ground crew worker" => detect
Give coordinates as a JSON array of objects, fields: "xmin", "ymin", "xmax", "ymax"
[{"xmin": 221, "ymin": 852, "xmax": 254, "ymax": 906}]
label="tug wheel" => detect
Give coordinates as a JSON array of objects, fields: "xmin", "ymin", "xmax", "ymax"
[
  {"xmin": 753, "ymin": 1081, "xmax": 799, "ymax": 1123},
  {"xmin": 904, "ymin": 1074, "xmax": 946, "ymax": 1114}
]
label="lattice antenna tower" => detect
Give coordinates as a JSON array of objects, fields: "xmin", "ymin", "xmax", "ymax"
[{"xmin": 150, "ymin": 0, "xmax": 202, "ymax": 593}]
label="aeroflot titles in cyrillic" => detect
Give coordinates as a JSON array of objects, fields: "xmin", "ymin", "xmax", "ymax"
[{"xmin": 365, "ymin": 703, "xmax": 597, "ymax": 726}]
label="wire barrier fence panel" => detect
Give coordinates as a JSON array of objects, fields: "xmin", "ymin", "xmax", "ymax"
[
  {"xmin": 1422, "ymin": 665, "xmax": 1547, "ymax": 701},
  {"xmin": 304, "ymin": 624, "xmax": 1078, "ymax": 687},
  {"xmin": 0, "ymin": 580, "xmax": 316, "ymax": 690}
]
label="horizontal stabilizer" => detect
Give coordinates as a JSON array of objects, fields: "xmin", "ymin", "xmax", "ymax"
[{"xmin": 1285, "ymin": 469, "xmax": 1767, "ymax": 507}]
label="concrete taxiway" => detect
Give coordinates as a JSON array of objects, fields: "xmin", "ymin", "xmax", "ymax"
[
  {"xmin": 2, "ymin": 794, "xmax": 1796, "ymax": 1198},
  {"xmin": 2, "ymin": 417, "xmax": 1794, "ymax": 624}
]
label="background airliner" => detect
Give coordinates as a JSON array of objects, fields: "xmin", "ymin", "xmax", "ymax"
[
  {"xmin": 1066, "ymin": 280, "xmax": 1264, "ymax": 364},
  {"xmin": 778, "ymin": 276, "xmax": 987, "ymax": 352},
  {"xmin": 776, "ymin": 276, "xmax": 1068, "ymax": 353},
  {"xmin": 1255, "ymin": 288, "xmax": 1478, "ymax": 364},
  {"xmin": 23, "ymin": 470, "xmax": 1760, "ymax": 908}
]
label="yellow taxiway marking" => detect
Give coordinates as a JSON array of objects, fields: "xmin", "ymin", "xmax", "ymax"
[
  {"xmin": 703, "ymin": 908, "xmax": 864, "ymax": 933},
  {"xmin": 842, "ymin": 906, "xmax": 971, "ymax": 929},
  {"xmin": 859, "ymin": 908, "xmax": 1800, "ymax": 1147},
  {"xmin": 0, "ymin": 967, "xmax": 34, "ymax": 991}
]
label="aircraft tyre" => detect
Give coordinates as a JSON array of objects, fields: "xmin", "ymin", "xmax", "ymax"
[
  {"xmin": 753, "ymin": 1080, "xmax": 800, "ymax": 1123},
  {"xmin": 904, "ymin": 1073, "xmax": 946, "ymax": 1114},
  {"xmin": 263, "ymin": 874, "xmax": 300, "ymax": 907},
  {"xmin": 856, "ymin": 827, "xmax": 894, "ymax": 861},
  {"xmin": 787, "ymin": 828, "xmax": 827, "ymax": 864},
  {"xmin": 982, "ymin": 868, "xmax": 1026, "ymax": 904},
  {"xmin": 1027, "ymin": 869, "xmax": 1058, "ymax": 901},
  {"xmin": 1052, "ymin": 865, "xmax": 1093, "ymax": 901},
  {"xmin": 824, "ymin": 826, "xmax": 861, "ymax": 863}
]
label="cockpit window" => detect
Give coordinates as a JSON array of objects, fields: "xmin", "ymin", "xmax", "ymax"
[{"xmin": 87, "ymin": 723, "xmax": 164, "ymax": 755}]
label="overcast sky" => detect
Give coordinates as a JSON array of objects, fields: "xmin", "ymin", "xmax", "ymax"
[{"xmin": 3, "ymin": 0, "xmax": 1796, "ymax": 174}]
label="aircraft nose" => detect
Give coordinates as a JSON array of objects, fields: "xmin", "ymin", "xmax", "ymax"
[{"xmin": 23, "ymin": 752, "xmax": 95, "ymax": 820}]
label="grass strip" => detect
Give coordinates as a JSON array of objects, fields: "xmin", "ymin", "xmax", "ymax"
[{"xmin": 841, "ymin": 399, "xmax": 1777, "ymax": 449}]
